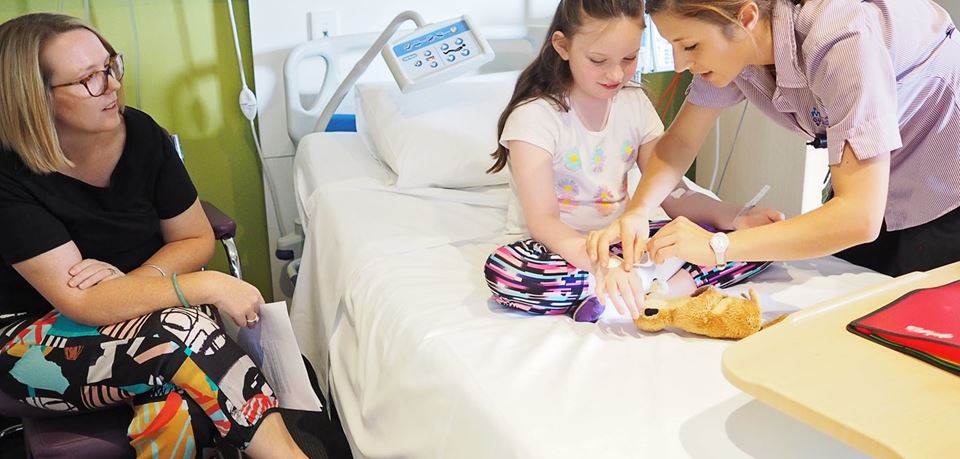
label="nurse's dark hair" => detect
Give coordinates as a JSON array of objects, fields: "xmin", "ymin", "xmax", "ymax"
[
  {"xmin": 645, "ymin": 0, "xmax": 774, "ymax": 31},
  {"xmin": 0, "ymin": 13, "xmax": 122, "ymax": 174},
  {"xmin": 488, "ymin": 0, "xmax": 644, "ymax": 174}
]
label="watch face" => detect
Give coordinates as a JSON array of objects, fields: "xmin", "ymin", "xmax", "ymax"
[{"xmin": 711, "ymin": 232, "xmax": 729, "ymax": 251}]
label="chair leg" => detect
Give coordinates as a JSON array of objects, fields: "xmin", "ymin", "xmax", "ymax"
[
  {"xmin": 0, "ymin": 421, "xmax": 25, "ymax": 458},
  {"xmin": 221, "ymin": 237, "xmax": 243, "ymax": 280},
  {"xmin": 0, "ymin": 422, "xmax": 22, "ymax": 439}
]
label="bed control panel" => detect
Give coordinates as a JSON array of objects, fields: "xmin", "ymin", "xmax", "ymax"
[{"xmin": 382, "ymin": 15, "xmax": 494, "ymax": 93}]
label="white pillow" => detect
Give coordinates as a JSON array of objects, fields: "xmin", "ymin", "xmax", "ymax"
[{"xmin": 355, "ymin": 72, "xmax": 517, "ymax": 188}]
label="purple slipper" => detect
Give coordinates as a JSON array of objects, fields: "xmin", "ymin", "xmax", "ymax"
[{"xmin": 569, "ymin": 297, "xmax": 605, "ymax": 323}]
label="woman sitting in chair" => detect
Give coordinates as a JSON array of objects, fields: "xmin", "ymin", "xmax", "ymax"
[{"xmin": 0, "ymin": 13, "xmax": 307, "ymax": 459}]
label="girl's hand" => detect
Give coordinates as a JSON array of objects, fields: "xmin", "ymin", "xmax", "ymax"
[
  {"xmin": 586, "ymin": 210, "xmax": 649, "ymax": 271},
  {"xmin": 732, "ymin": 206, "xmax": 784, "ymax": 230},
  {"xmin": 67, "ymin": 259, "xmax": 125, "ymax": 289},
  {"xmin": 646, "ymin": 216, "xmax": 717, "ymax": 267},
  {"xmin": 593, "ymin": 257, "xmax": 645, "ymax": 319},
  {"xmin": 203, "ymin": 271, "xmax": 265, "ymax": 328}
]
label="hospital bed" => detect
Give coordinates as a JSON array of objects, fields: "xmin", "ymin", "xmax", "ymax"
[{"xmin": 284, "ymin": 32, "xmax": 890, "ymax": 458}]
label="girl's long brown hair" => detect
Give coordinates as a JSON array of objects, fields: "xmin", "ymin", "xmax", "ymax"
[{"xmin": 488, "ymin": 0, "xmax": 644, "ymax": 173}]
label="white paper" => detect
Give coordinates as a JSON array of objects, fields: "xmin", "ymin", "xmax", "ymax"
[{"xmin": 223, "ymin": 301, "xmax": 323, "ymax": 412}]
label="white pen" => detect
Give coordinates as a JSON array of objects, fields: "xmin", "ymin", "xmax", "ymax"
[{"xmin": 732, "ymin": 184, "xmax": 771, "ymax": 222}]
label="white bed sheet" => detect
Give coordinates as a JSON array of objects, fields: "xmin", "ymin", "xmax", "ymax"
[{"xmin": 289, "ymin": 132, "xmax": 890, "ymax": 458}]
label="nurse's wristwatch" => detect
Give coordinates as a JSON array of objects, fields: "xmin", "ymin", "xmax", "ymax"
[{"xmin": 709, "ymin": 232, "xmax": 730, "ymax": 268}]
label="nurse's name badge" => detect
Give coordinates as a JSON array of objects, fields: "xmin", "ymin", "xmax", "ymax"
[{"xmin": 811, "ymin": 107, "xmax": 829, "ymax": 127}]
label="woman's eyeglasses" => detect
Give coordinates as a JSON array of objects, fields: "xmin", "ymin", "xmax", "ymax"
[{"xmin": 50, "ymin": 53, "xmax": 124, "ymax": 97}]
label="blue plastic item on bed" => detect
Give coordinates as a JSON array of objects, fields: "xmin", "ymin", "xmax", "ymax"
[{"xmin": 324, "ymin": 114, "xmax": 357, "ymax": 132}]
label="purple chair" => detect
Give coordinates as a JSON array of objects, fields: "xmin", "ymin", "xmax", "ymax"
[
  {"xmin": 201, "ymin": 200, "xmax": 242, "ymax": 279},
  {"xmin": 0, "ymin": 201, "xmax": 242, "ymax": 458},
  {"xmin": 0, "ymin": 388, "xmax": 134, "ymax": 458}
]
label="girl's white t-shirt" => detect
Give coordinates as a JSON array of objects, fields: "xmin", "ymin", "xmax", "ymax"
[{"xmin": 500, "ymin": 86, "xmax": 664, "ymax": 234}]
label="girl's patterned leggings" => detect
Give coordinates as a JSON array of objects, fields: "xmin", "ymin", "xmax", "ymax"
[
  {"xmin": 0, "ymin": 305, "xmax": 279, "ymax": 458},
  {"xmin": 484, "ymin": 220, "xmax": 772, "ymax": 314}
]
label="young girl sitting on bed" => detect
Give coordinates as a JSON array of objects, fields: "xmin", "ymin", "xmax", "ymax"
[{"xmin": 483, "ymin": 0, "xmax": 783, "ymax": 322}]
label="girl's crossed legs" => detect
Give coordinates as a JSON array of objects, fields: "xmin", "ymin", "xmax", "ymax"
[{"xmin": 484, "ymin": 221, "xmax": 771, "ymax": 322}]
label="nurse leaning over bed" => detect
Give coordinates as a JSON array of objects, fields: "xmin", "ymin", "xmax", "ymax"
[
  {"xmin": 483, "ymin": 0, "xmax": 782, "ymax": 323},
  {"xmin": 589, "ymin": 0, "xmax": 960, "ymax": 279}
]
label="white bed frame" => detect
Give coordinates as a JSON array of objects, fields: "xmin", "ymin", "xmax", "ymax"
[{"xmin": 281, "ymin": 30, "xmax": 889, "ymax": 459}]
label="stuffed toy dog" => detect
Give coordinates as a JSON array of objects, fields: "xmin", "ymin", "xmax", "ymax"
[{"xmin": 634, "ymin": 285, "xmax": 771, "ymax": 339}]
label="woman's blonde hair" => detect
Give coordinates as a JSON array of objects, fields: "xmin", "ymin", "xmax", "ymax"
[
  {"xmin": 646, "ymin": 0, "xmax": 773, "ymax": 33},
  {"xmin": 0, "ymin": 13, "xmax": 122, "ymax": 174}
]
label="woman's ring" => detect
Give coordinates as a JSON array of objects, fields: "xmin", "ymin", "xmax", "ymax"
[{"xmin": 246, "ymin": 314, "xmax": 259, "ymax": 325}]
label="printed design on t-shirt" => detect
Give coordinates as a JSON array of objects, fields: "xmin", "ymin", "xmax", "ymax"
[
  {"xmin": 594, "ymin": 185, "xmax": 618, "ymax": 216},
  {"xmin": 555, "ymin": 176, "xmax": 581, "ymax": 212},
  {"xmin": 563, "ymin": 147, "xmax": 582, "ymax": 171},
  {"xmin": 621, "ymin": 140, "xmax": 637, "ymax": 164},
  {"xmin": 591, "ymin": 147, "xmax": 606, "ymax": 173}
]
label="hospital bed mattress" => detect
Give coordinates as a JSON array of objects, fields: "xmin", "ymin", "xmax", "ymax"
[{"xmin": 289, "ymin": 132, "xmax": 889, "ymax": 458}]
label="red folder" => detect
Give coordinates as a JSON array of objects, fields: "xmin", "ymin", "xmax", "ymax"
[{"xmin": 847, "ymin": 280, "xmax": 960, "ymax": 375}]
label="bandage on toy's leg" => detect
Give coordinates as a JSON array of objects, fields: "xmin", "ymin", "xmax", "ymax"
[{"xmin": 662, "ymin": 270, "xmax": 697, "ymax": 296}]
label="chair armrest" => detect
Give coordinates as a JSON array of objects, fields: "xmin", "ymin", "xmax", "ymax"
[{"xmin": 201, "ymin": 200, "xmax": 237, "ymax": 240}]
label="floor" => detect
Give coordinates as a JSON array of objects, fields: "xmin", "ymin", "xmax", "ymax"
[
  {"xmin": 292, "ymin": 354, "xmax": 353, "ymax": 459},
  {"xmin": 283, "ymin": 393, "xmax": 353, "ymax": 459}
]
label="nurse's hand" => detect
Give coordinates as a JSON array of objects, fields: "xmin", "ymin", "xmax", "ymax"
[
  {"xmin": 593, "ymin": 257, "xmax": 644, "ymax": 319},
  {"xmin": 646, "ymin": 216, "xmax": 716, "ymax": 267},
  {"xmin": 732, "ymin": 206, "xmax": 784, "ymax": 230},
  {"xmin": 586, "ymin": 209, "xmax": 649, "ymax": 271}
]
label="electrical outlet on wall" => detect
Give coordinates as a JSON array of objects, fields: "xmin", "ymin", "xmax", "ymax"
[{"xmin": 308, "ymin": 10, "xmax": 339, "ymax": 40}]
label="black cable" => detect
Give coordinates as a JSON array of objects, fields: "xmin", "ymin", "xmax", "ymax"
[{"xmin": 808, "ymin": 134, "xmax": 827, "ymax": 149}]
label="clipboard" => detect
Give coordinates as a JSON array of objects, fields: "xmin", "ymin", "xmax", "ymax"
[{"xmin": 847, "ymin": 280, "xmax": 960, "ymax": 375}]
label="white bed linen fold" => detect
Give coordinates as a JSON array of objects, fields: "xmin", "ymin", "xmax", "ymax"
[
  {"xmin": 289, "ymin": 132, "xmax": 890, "ymax": 458},
  {"xmin": 291, "ymin": 178, "xmax": 510, "ymax": 384},
  {"xmin": 307, "ymin": 236, "xmax": 884, "ymax": 458}
]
